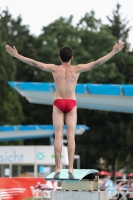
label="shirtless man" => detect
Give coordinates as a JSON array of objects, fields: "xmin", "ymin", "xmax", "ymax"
[{"xmin": 5, "ymin": 42, "xmax": 124, "ymax": 176}]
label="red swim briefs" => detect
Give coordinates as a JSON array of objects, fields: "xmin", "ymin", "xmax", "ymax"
[{"xmin": 53, "ymin": 99, "xmax": 77, "ymax": 113}]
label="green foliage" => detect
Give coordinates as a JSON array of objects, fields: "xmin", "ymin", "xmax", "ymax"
[
  {"xmin": 106, "ymin": 3, "xmax": 132, "ymax": 46},
  {"xmin": 0, "ymin": 35, "xmax": 23, "ymax": 125}
]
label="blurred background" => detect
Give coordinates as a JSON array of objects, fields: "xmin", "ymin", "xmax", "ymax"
[{"xmin": 0, "ymin": 0, "xmax": 133, "ymax": 199}]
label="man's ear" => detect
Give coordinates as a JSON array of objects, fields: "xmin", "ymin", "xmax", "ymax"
[{"xmin": 71, "ymin": 56, "xmax": 73, "ymax": 60}]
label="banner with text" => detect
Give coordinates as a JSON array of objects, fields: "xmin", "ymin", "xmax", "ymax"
[{"xmin": 0, "ymin": 177, "xmax": 54, "ymax": 200}]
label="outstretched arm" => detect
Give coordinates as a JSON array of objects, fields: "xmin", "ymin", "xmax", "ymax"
[
  {"xmin": 76, "ymin": 41, "xmax": 124, "ymax": 73},
  {"xmin": 5, "ymin": 45, "xmax": 56, "ymax": 72}
]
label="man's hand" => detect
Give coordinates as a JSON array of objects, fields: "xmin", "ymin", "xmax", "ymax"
[
  {"xmin": 76, "ymin": 41, "xmax": 125, "ymax": 73},
  {"xmin": 5, "ymin": 44, "xmax": 55, "ymax": 72},
  {"xmin": 5, "ymin": 45, "xmax": 18, "ymax": 57},
  {"xmin": 112, "ymin": 41, "xmax": 124, "ymax": 54}
]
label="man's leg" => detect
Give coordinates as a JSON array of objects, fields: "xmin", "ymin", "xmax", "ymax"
[
  {"xmin": 53, "ymin": 105, "xmax": 64, "ymax": 173},
  {"xmin": 65, "ymin": 106, "xmax": 77, "ymax": 174}
]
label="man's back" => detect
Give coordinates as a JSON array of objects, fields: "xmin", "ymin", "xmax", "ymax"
[{"xmin": 52, "ymin": 64, "xmax": 80, "ymax": 100}]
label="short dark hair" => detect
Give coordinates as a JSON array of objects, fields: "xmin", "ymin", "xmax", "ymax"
[{"xmin": 59, "ymin": 46, "xmax": 73, "ymax": 62}]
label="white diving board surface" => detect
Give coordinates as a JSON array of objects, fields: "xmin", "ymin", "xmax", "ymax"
[
  {"xmin": 8, "ymin": 82, "xmax": 133, "ymax": 114},
  {"xmin": 0, "ymin": 125, "xmax": 89, "ymax": 142},
  {"xmin": 45, "ymin": 169, "xmax": 99, "ymax": 181}
]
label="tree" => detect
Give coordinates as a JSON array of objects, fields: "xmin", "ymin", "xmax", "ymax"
[
  {"xmin": 75, "ymin": 10, "xmax": 133, "ymax": 181},
  {"xmin": 106, "ymin": 2, "xmax": 133, "ymax": 83},
  {"xmin": 0, "ymin": 8, "xmax": 52, "ymax": 127},
  {"xmin": 0, "ymin": 36, "xmax": 23, "ymax": 125},
  {"xmin": 106, "ymin": 3, "xmax": 132, "ymax": 46},
  {"xmin": 38, "ymin": 15, "xmax": 80, "ymax": 66}
]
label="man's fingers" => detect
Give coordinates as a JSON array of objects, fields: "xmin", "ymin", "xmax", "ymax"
[
  {"xmin": 119, "ymin": 42, "xmax": 124, "ymax": 48},
  {"xmin": 6, "ymin": 45, "xmax": 16, "ymax": 51},
  {"xmin": 119, "ymin": 42, "xmax": 124, "ymax": 46},
  {"xmin": 118, "ymin": 43, "xmax": 124, "ymax": 49},
  {"xmin": 5, "ymin": 49, "xmax": 10, "ymax": 53},
  {"xmin": 115, "ymin": 42, "xmax": 124, "ymax": 51},
  {"xmin": 5, "ymin": 46, "xmax": 10, "ymax": 51},
  {"xmin": 5, "ymin": 45, "xmax": 11, "ymax": 49},
  {"xmin": 6, "ymin": 45, "xmax": 13, "ymax": 51}
]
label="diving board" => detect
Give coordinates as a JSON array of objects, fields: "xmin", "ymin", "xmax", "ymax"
[
  {"xmin": 0, "ymin": 125, "xmax": 89, "ymax": 142},
  {"xmin": 8, "ymin": 82, "xmax": 133, "ymax": 114},
  {"xmin": 45, "ymin": 169, "xmax": 98, "ymax": 181},
  {"xmin": 47, "ymin": 169, "xmax": 108, "ymax": 200},
  {"xmin": 46, "ymin": 169, "xmax": 99, "ymax": 192}
]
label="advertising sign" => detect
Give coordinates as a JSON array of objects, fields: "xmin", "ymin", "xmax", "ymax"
[
  {"xmin": 0, "ymin": 177, "xmax": 53, "ymax": 200},
  {"xmin": 0, "ymin": 145, "xmax": 68, "ymax": 165}
]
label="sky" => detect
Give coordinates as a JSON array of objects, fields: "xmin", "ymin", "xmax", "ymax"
[{"xmin": 0, "ymin": 0, "xmax": 133, "ymax": 46}]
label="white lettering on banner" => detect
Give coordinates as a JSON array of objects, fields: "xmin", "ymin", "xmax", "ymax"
[
  {"xmin": 0, "ymin": 188, "xmax": 26, "ymax": 199},
  {"xmin": 0, "ymin": 151, "xmax": 24, "ymax": 163}
]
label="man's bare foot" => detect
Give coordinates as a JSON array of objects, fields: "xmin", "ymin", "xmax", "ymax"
[
  {"xmin": 68, "ymin": 170, "xmax": 75, "ymax": 179},
  {"xmin": 54, "ymin": 171, "xmax": 61, "ymax": 178},
  {"xmin": 54, "ymin": 167, "xmax": 61, "ymax": 177},
  {"xmin": 68, "ymin": 169, "xmax": 73, "ymax": 174},
  {"xmin": 55, "ymin": 169, "xmax": 61, "ymax": 173}
]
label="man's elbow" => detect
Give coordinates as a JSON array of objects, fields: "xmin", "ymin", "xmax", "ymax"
[
  {"xmin": 93, "ymin": 61, "xmax": 99, "ymax": 68},
  {"xmin": 33, "ymin": 61, "xmax": 39, "ymax": 67}
]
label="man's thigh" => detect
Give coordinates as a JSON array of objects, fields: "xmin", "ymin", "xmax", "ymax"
[
  {"xmin": 65, "ymin": 106, "xmax": 77, "ymax": 134},
  {"xmin": 53, "ymin": 105, "xmax": 64, "ymax": 133}
]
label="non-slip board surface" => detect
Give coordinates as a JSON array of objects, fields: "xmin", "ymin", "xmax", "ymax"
[{"xmin": 45, "ymin": 169, "xmax": 98, "ymax": 182}]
